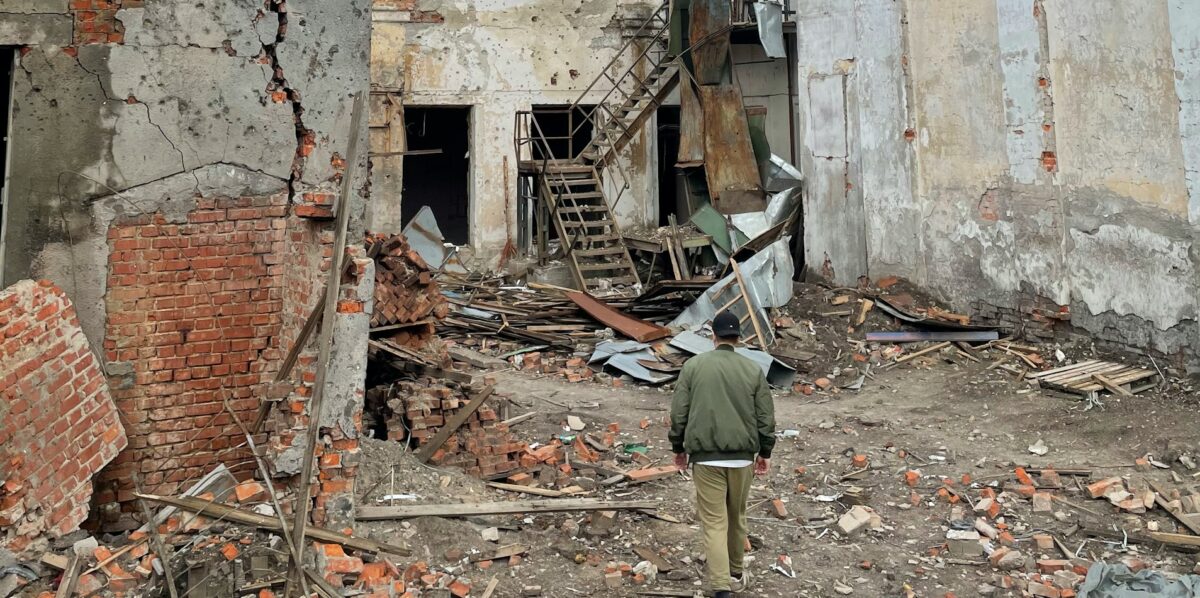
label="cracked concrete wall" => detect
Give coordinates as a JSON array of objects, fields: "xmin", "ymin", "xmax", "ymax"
[
  {"xmin": 797, "ymin": 0, "xmax": 1200, "ymax": 367},
  {"xmin": 370, "ymin": 0, "xmax": 659, "ymax": 258},
  {"xmin": 0, "ymin": 0, "xmax": 371, "ymax": 345}
]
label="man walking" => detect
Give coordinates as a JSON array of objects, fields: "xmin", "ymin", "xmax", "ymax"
[{"xmin": 670, "ymin": 311, "xmax": 776, "ymax": 597}]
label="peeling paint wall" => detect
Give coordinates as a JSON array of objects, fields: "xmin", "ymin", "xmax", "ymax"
[
  {"xmin": 797, "ymin": 0, "xmax": 1200, "ymax": 367},
  {"xmin": 370, "ymin": 0, "xmax": 660, "ymax": 256},
  {"xmin": 1, "ymin": 0, "xmax": 372, "ymax": 342}
]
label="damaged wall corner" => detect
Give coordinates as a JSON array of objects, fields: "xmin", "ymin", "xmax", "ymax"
[
  {"xmin": 0, "ymin": 280, "xmax": 127, "ymax": 552},
  {"xmin": 0, "ymin": 0, "xmax": 374, "ymax": 526}
]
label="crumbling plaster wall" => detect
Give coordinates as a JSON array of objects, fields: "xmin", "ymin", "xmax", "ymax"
[
  {"xmin": 0, "ymin": 0, "xmax": 372, "ymax": 345},
  {"xmin": 797, "ymin": 0, "xmax": 1200, "ymax": 366},
  {"xmin": 370, "ymin": 0, "xmax": 661, "ymax": 257}
]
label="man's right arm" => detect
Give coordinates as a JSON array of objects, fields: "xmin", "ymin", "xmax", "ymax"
[
  {"xmin": 753, "ymin": 373, "xmax": 776, "ymax": 459},
  {"xmin": 668, "ymin": 364, "xmax": 692, "ymax": 454}
]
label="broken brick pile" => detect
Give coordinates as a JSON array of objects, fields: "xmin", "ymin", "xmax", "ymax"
[
  {"xmin": 367, "ymin": 233, "xmax": 451, "ymax": 349},
  {"xmin": 0, "ymin": 280, "xmax": 127, "ymax": 552},
  {"xmin": 509, "ymin": 350, "xmax": 613, "ymax": 385},
  {"xmin": 366, "ymin": 378, "xmax": 527, "ymax": 477}
]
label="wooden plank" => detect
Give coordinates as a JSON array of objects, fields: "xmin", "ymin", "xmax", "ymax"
[
  {"xmin": 633, "ymin": 546, "xmax": 674, "ymax": 572},
  {"xmin": 136, "ymin": 493, "xmax": 411, "ymax": 556},
  {"xmin": 415, "ymin": 385, "xmax": 495, "ymax": 463},
  {"xmin": 1148, "ymin": 480, "xmax": 1200, "ymax": 536},
  {"xmin": 729, "ymin": 259, "xmax": 767, "ymax": 347},
  {"xmin": 1090, "ymin": 374, "xmax": 1133, "ymax": 396},
  {"xmin": 677, "ymin": 77, "xmax": 705, "ymax": 165},
  {"xmin": 1041, "ymin": 361, "xmax": 1121, "ymax": 384},
  {"xmin": 893, "ymin": 342, "xmax": 953, "ymax": 365},
  {"xmin": 480, "ymin": 577, "xmax": 500, "ymax": 598},
  {"xmin": 699, "ymin": 84, "xmax": 766, "ymax": 214},
  {"xmin": 499, "ymin": 412, "xmax": 538, "ymax": 427},
  {"xmin": 470, "ymin": 544, "xmax": 529, "ymax": 563},
  {"xmin": 447, "ymin": 346, "xmax": 510, "ymax": 370},
  {"xmin": 689, "ymin": 0, "xmax": 731, "ymax": 85},
  {"xmin": 1052, "ymin": 363, "xmax": 1130, "ymax": 386},
  {"xmin": 487, "ymin": 482, "xmax": 568, "ymax": 498},
  {"xmin": 566, "ymin": 291, "xmax": 671, "ymax": 342},
  {"xmin": 356, "ymin": 498, "xmax": 659, "ymax": 521},
  {"xmin": 54, "ymin": 554, "xmax": 81, "ymax": 598},
  {"xmin": 1148, "ymin": 532, "xmax": 1200, "ymax": 547},
  {"xmin": 1027, "ymin": 359, "xmax": 1103, "ymax": 380}
]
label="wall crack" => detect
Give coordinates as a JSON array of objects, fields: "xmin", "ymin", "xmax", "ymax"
[{"xmin": 261, "ymin": 0, "xmax": 310, "ymax": 201}]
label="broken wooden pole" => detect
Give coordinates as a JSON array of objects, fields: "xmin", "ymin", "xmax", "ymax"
[
  {"xmin": 356, "ymin": 498, "xmax": 659, "ymax": 521},
  {"xmin": 286, "ymin": 91, "xmax": 366, "ymax": 597}
]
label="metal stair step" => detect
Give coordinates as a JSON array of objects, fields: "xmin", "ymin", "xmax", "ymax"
[
  {"xmin": 557, "ymin": 205, "xmax": 608, "ymax": 214},
  {"xmin": 545, "ymin": 165, "xmax": 593, "ymax": 174},
  {"xmin": 562, "ymin": 219, "xmax": 614, "ymax": 228},
  {"xmin": 585, "ymin": 275, "xmax": 639, "ymax": 285},
  {"xmin": 558, "ymin": 191, "xmax": 604, "ymax": 200},
  {"xmin": 577, "ymin": 261, "xmax": 636, "ymax": 272},
  {"xmin": 546, "ymin": 178, "xmax": 599, "ymax": 187},
  {"xmin": 574, "ymin": 247, "xmax": 627, "ymax": 257}
]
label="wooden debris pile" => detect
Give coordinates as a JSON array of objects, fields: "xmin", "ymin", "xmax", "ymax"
[
  {"xmin": 367, "ymin": 233, "xmax": 451, "ymax": 348},
  {"xmin": 28, "ymin": 478, "xmax": 411, "ymax": 598}
]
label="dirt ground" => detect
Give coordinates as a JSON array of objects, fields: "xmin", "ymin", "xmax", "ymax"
[{"xmin": 355, "ymin": 353, "xmax": 1200, "ymax": 597}]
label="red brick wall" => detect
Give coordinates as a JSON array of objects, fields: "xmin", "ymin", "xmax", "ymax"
[
  {"xmin": 70, "ymin": 0, "xmax": 142, "ymax": 45},
  {"xmin": 0, "ymin": 280, "xmax": 127, "ymax": 551},
  {"xmin": 96, "ymin": 195, "xmax": 289, "ymax": 517}
]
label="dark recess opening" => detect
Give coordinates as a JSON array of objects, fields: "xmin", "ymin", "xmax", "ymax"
[
  {"xmin": 402, "ymin": 107, "xmax": 471, "ymax": 245},
  {"xmin": 656, "ymin": 106, "xmax": 681, "ymax": 226},
  {"xmin": 0, "ymin": 47, "xmax": 14, "ymax": 282},
  {"xmin": 530, "ymin": 105, "xmax": 594, "ymax": 162}
]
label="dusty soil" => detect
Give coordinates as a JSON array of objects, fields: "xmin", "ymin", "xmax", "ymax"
[{"xmin": 354, "ymin": 354, "xmax": 1200, "ymax": 597}]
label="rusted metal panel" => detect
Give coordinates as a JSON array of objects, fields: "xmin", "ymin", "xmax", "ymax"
[
  {"xmin": 677, "ymin": 78, "xmax": 705, "ymax": 166},
  {"xmin": 700, "ymin": 84, "xmax": 766, "ymax": 214},
  {"xmin": 689, "ymin": 0, "xmax": 731, "ymax": 85},
  {"xmin": 566, "ymin": 291, "xmax": 672, "ymax": 343}
]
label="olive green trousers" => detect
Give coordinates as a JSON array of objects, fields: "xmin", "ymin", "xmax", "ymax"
[{"xmin": 693, "ymin": 464, "xmax": 753, "ymax": 592}]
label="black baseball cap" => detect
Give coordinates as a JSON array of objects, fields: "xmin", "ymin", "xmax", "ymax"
[{"xmin": 712, "ymin": 310, "xmax": 741, "ymax": 338}]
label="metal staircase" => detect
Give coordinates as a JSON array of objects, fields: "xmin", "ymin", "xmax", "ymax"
[{"xmin": 516, "ymin": 0, "xmax": 679, "ymax": 295}]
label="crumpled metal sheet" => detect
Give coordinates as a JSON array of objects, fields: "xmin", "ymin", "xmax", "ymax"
[
  {"xmin": 1078, "ymin": 562, "xmax": 1200, "ymax": 598},
  {"xmin": 402, "ymin": 206, "xmax": 468, "ymax": 274},
  {"xmin": 669, "ymin": 330, "xmax": 796, "ymax": 387},
  {"xmin": 589, "ymin": 340, "xmax": 675, "ymax": 384},
  {"xmin": 754, "ymin": 0, "xmax": 786, "ymax": 58},
  {"xmin": 764, "ymin": 153, "xmax": 804, "ymax": 193},
  {"xmin": 671, "ymin": 237, "xmax": 794, "ymax": 331}
]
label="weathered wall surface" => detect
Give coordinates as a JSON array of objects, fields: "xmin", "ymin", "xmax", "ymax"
[
  {"xmin": 0, "ymin": 0, "xmax": 373, "ymax": 519},
  {"xmin": 370, "ymin": 0, "xmax": 660, "ymax": 255},
  {"xmin": 797, "ymin": 0, "xmax": 1200, "ymax": 367}
]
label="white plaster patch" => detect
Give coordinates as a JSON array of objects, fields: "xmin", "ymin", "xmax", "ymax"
[
  {"xmin": 1168, "ymin": 0, "xmax": 1200, "ymax": 225},
  {"xmin": 1067, "ymin": 224, "xmax": 1196, "ymax": 330},
  {"xmin": 995, "ymin": 0, "xmax": 1042, "ymax": 184}
]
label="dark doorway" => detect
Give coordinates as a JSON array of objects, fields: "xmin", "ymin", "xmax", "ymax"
[
  {"xmin": 656, "ymin": 106, "xmax": 682, "ymax": 226},
  {"xmin": 402, "ymin": 107, "xmax": 470, "ymax": 245},
  {"xmin": 0, "ymin": 47, "xmax": 15, "ymax": 285},
  {"xmin": 530, "ymin": 105, "xmax": 594, "ymax": 162}
]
